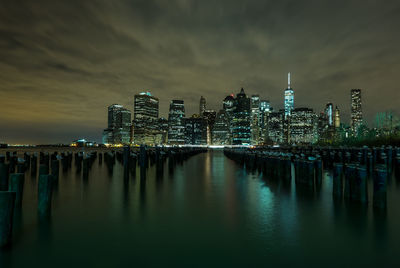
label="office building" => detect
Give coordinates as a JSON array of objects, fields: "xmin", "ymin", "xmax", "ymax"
[
  {"xmin": 223, "ymin": 94, "xmax": 235, "ymax": 117},
  {"xmin": 199, "ymin": 96, "xmax": 206, "ymax": 116},
  {"xmin": 284, "ymin": 72, "xmax": 294, "ymax": 118},
  {"xmin": 289, "ymin": 108, "xmax": 317, "ymax": 144},
  {"xmin": 185, "ymin": 115, "xmax": 207, "ymax": 145},
  {"xmin": 133, "ymin": 92, "xmax": 159, "ymax": 145},
  {"xmin": 325, "ymin": 103, "xmax": 334, "ymax": 127},
  {"xmin": 250, "ymin": 95, "xmax": 260, "ymax": 144},
  {"xmin": 203, "ymin": 109, "xmax": 217, "ymax": 145},
  {"xmin": 168, "ymin": 100, "xmax": 186, "ymax": 144},
  {"xmin": 334, "ymin": 106, "xmax": 340, "ymax": 128},
  {"xmin": 232, "ymin": 88, "xmax": 251, "ymax": 145},
  {"xmin": 267, "ymin": 111, "xmax": 284, "ymax": 144},
  {"xmin": 351, "ymin": 89, "xmax": 363, "ymax": 134},
  {"xmin": 212, "ymin": 110, "xmax": 231, "ymax": 145},
  {"xmin": 102, "ymin": 104, "xmax": 131, "ymax": 144}
]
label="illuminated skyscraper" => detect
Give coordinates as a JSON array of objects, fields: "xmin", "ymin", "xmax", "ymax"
[
  {"xmin": 334, "ymin": 106, "xmax": 340, "ymax": 128},
  {"xmin": 284, "ymin": 72, "xmax": 294, "ymax": 118},
  {"xmin": 158, "ymin": 117, "xmax": 169, "ymax": 144},
  {"xmin": 289, "ymin": 108, "xmax": 317, "ymax": 144},
  {"xmin": 199, "ymin": 96, "xmax": 206, "ymax": 116},
  {"xmin": 223, "ymin": 94, "xmax": 235, "ymax": 116},
  {"xmin": 267, "ymin": 111, "xmax": 284, "ymax": 144},
  {"xmin": 168, "ymin": 100, "xmax": 185, "ymax": 144},
  {"xmin": 108, "ymin": 104, "xmax": 124, "ymax": 129},
  {"xmin": 133, "ymin": 92, "xmax": 159, "ymax": 145},
  {"xmin": 250, "ymin": 95, "xmax": 260, "ymax": 144},
  {"xmin": 232, "ymin": 88, "xmax": 251, "ymax": 145},
  {"xmin": 325, "ymin": 102, "xmax": 333, "ymax": 126},
  {"xmin": 102, "ymin": 104, "xmax": 131, "ymax": 144},
  {"xmin": 222, "ymin": 94, "xmax": 235, "ymax": 144},
  {"xmin": 350, "ymin": 89, "xmax": 362, "ymax": 134},
  {"xmin": 203, "ymin": 109, "xmax": 216, "ymax": 145},
  {"xmin": 185, "ymin": 115, "xmax": 207, "ymax": 145},
  {"xmin": 212, "ymin": 110, "xmax": 231, "ymax": 145},
  {"xmin": 259, "ymin": 100, "xmax": 271, "ymax": 143}
]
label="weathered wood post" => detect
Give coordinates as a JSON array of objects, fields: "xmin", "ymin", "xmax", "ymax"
[
  {"xmin": 344, "ymin": 164, "xmax": 356, "ymax": 200},
  {"xmin": 129, "ymin": 153, "xmax": 137, "ymax": 177},
  {"xmin": 38, "ymin": 174, "xmax": 53, "ymax": 217},
  {"xmin": 9, "ymin": 154, "xmax": 16, "ymax": 174},
  {"xmin": 373, "ymin": 167, "xmax": 387, "ymax": 209},
  {"xmin": 82, "ymin": 156, "xmax": 89, "ymax": 180},
  {"xmin": 0, "ymin": 160, "xmax": 9, "ymax": 191},
  {"xmin": 333, "ymin": 163, "xmax": 343, "ymax": 197},
  {"xmin": 9, "ymin": 173, "xmax": 24, "ymax": 207},
  {"xmin": 99, "ymin": 152, "xmax": 103, "ymax": 165},
  {"xmin": 51, "ymin": 159, "xmax": 60, "ymax": 182},
  {"xmin": 31, "ymin": 153, "xmax": 38, "ymax": 176},
  {"xmin": 354, "ymin": 166, "xmax": 368, "ymax": 204},
  {"xmin": 39, "ymin": 164, "xmax": 49, "ymax": 177},
  {"xmin": 140, "ymin": 145, "xmax": 146, "ymax": 180},
  {"xmin": 314, "ymin": 159, "xmax": 323, "ymax": 187},
  {"xmin": 123, "ymin": 146, "xmax": 130, "ymax": 180},
  {"xmin": 0, "ymin": 191, "xmax": 16, "ymax": 247},
  {"xmin": 17, "ymin": 159, "xmax": 26, "ymax": 173}
]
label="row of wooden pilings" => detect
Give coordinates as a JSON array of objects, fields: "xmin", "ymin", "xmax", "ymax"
[
  {"xmin": 0, "ymin": 146, "xmax": 206, "ymax": 248},
  {"xmin": 224, "ymin": 145, "xmax": 399, "ymax": 208}
]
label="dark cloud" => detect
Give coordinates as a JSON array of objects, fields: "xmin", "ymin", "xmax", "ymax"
[{"xmin": 0, "ymin": 0, "xmax": 399, "ymax": 143}]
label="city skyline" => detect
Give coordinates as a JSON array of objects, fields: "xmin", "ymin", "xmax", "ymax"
[
  {"xmin": 1, "ymin": 0, "xmax": 400, "ymax": 143},
  {"xmin": 1, "ymin": 82, "xmax": 398, "ymax": 144},
  {"xmin": 99, "ymin": 86, "xmax": 397, "ymax": 146}
]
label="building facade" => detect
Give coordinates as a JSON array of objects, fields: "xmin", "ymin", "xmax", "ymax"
[
  {"xmin": 325, "ymin": 102, "xmax": 334, "ymax": 127},
  {"xmin": 289, "ymin": 108, "xmax": 317, "ymax": 144},
  {"xmin": 133, "ymin": 92, "xmax": 160, "ymax": 145},
  {"xmin": 334, "ymin": 106, "xmax": 340, "ymax": 128},
  {"xmin": 212, "ymin": 110, "xmax": 231, "ymax": 145},
  {"xmin": 199, "ymin": 96, "xmax": 206, "ymax": 116},
  {"xmin": 185, "ymin": 115, "xmax": 207, "ymax": 145},
  {"xmin": 168, "ymin": 100, "xmax": 186, "ymax": 144},
  {"xmin": 203, "ymin": 109, "xmax": 216, "ymax": 145},
  {"xmin": 232, "ymin": 88, "xmax": 251, "ymax": 145},
  {"xmin": 267, "ymin": 111, "xmax": 284, "ymax": 144},
  {"xmin": 284, "ymin": 72, "xmax": 294, "ymax": 119},
  {"xmin": 250, "ymin": 95, "xmax": 260, "ymax": 145},
  {"xmin": 102, "ymin": 104, "xmax": 131, "ymax": 144},
  {"xmin": 350, "ymin": 89, "xmax": 363, "ymax": 135}
]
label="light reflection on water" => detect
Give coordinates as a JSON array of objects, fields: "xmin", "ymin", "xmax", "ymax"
[{"xmin": 0, "ymin": 149, "xmax": 399, "ymax": 267}]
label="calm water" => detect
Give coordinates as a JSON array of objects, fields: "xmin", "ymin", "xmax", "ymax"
[{"xmin": 1, "ymin": 150, "xmax": 400, "ymax": 267}]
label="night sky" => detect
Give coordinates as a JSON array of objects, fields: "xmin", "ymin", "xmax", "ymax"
[{"xmin": 1, "ymin": 0, "xmax": 400, "ymax": 144}]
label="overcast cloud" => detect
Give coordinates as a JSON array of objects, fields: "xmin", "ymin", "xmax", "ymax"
[{"xmin": 1, "ymin": 0, "xmax": 399, "ymax": 143}]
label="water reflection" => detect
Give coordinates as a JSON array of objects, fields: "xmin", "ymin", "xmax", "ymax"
[
  {"xmin": 139, "ymin": 177, "xmax": 147, "ymax": 217},
  {"xmin": 0, "ymin": 149, "xmax": 399, "ymax": 267},
  {"xmin": 37, "ymin": 214, "xmax": 52, "ymax": 247}
]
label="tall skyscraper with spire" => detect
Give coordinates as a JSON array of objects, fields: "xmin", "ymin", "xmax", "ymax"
[
  {"xmin": 199, "ymin": 96, "xmax": 206, "ymax": 116},
  {"xmin": 284, "ymin": 72, "xmax": 294, "ymax": 118}
]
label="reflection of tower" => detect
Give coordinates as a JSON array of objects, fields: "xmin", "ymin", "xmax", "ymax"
[
  {"xmin": 284, "ymin": 72, "xmax": 294, "ymax": 119},
  {"xmin": 334, "ymin": 106, "xmax": 340, "ymax": 128},
  {"xmin": 350, "ymin": 89, "xmax": 362, "ymax": 134},
  {"xmin": 199, "ymin": 96, "xmax": 206, "ymax": 116}
]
